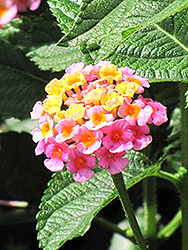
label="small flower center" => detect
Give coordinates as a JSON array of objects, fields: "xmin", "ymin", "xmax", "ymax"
[
  {"xmin": 110, "ymin": 130, "xmax": 123, "ymax": 142},
  {"xmin": 41, "ymin": 122, "xmax": 51, "ymax": 137},
  {"xmin": 108, "ymin": 152, "xmax": 114, "ymax": 158},
  {"xmin": 62, "ymin": 125, "xmax": 73, "ymax": 138},
  {"xmin": 126, "ymin": 77, "xmax": 141, "ymax": 85},
  {"xmin": 0, "ymin": 3, "xmax": 7, "ymax": 18},
  {"xmin": 126, "ymin": 105, "xmax": 141, "ymax": 117},
  {"xmin": 81, "ymin": 132, "xmax": 96, "ymax": 147},
  {"xmin": 99, "ymin": 64, "xmax": 122, "ymax": 82},
  {"xmin": 91, "ymin": 112, "xmax": 106, "ymax": 125},
  {"xmin": 52, "ymin": 145, "xmax": 63, "ymax": 159},
  {"xmin": 74, "ymin": 157, "xmax": 87, "ymax": 170}
]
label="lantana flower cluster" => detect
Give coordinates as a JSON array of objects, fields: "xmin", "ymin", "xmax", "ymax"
[
  {"xmin": 0, "ymin": 0, "xmax": 41, "ymax": 27},
  {"xmin": 31, "ymin": 61, "xmax": 168, "ymax": 182}
]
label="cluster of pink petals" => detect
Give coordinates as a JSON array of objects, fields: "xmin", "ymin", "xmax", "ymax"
[
  {"xmin": 31, "ymin": 61, "xmax": 168, "ymax": 182},
  {"xmin": 0, "ymin": 0, "xmax": 41, "ymax": 27}
]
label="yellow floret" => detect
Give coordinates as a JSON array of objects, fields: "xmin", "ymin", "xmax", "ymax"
[
  {"xmin": 65, "ymin": 104, "xmax": 85, "ymax": 121},
  {"xmin": 99, "ymin": 64, "xmax": 122, "ymax": 83}
]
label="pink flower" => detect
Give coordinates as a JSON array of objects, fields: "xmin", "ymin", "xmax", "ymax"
[
  {"xmin": 74, "ymin": 124, "xmax": 103, "ymax": 154},
  {"xmin": 121, "ymin": 66, "xmax": 135, "ymax": 77},
  {"xmin": 81, "ymin": 64, "xmax": 97, "ymax": 81},
  {"xmin": 95, "ymin": 147, "xmax": 129, "ymax": 175},
  {"xmin": 121, "ymin": 67, "xmax": 150, "ymax": 93},
  {"xmin": 55, "ymin": 118, "xmax": 79, "ymax": 142},
  {"xmin": 31, "ymin": 114, "xmax": 54, "ymax": 142},
  {"xmin": 44, "ymin": 137, "xmax": 69, "ymax": 172},
  {"xmin": 118, "ymin": 97, "xmax": 153, "ymax": 126},
  {"xmin": 135, "ymin": 105, "xmax": 153, "ymax": 127},
  {"xmin": 30, "ymin": 101, "xmax": 43, "ymax": 120},
  {"xmin": 128, "ymin": 125, "xmax": 152, "ymax": 150},
  {"xmin": 84, "ymin": 106, "xmax": 114, "ymax": 130},
  {"xmin": 137, "ymin": 95, "xmax": 168, "ymax": 126},
  {"xmin": 0, "ymin": 0, "xmax": 17, "ymax": 27},
  {"xmin": 66, "ymin": 149, "xmax": 96, "ymax": 182},
  {"xmin": 102, "ymin": 119, "xmax": 133, "ymax": 153},
  {"xmin": 15, "ymin": 0, "xmax": 41, "ymax": 12},
  {"xmin": 65, "ymin": 62, "xmax": 84, "ymax": 74},
  {"xmin": 34, "ymin": 138, "xmax": 48, "ymax": 155}
]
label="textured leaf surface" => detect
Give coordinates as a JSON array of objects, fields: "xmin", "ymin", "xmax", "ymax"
[
  {"xmin": 28, "ymin": 44, "xmax": 83, "ymax": 72},
  {"xmin": 81, "ymin": 7, "xmax": 188, "ymax": 83},
  {"xmin": 59, "ymin": 0, "xmax": 123, "ymax": 42},
  {"xmin": 50, "ymin": 0, "xmax": 188, "ymax": 83},
  {"xmin": 47, "ymin": 0, "xmax": 82, "ymax": 34},
  {"xmin": 37, "ymin": 151, "xmax": 156, "ymax": 250},
  {"xmin": 109, "ymin": 21, "xmax": 188, "ymax": 82},
  {"xmin": 0, "ymin": 39, "xmax": 59, "ymax": 120},
  {"xmin": 60, "ymin": 0, "xmax": 188, "ymax": 55}
]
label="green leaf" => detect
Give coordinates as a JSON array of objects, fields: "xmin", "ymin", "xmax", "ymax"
[
  {"xmin": 59, "ymin": 0, "xmax": 188, "ymax": 45},
  {"xmin": 55, "ymin": 0, "xmax": 188, "ymax": 83},
  {"xmin": 47, "ymin": 0, "xmax": 82, "ymax": 34},
  {"xmin": 37, "ymin": 150, "xmax": 156, "ymax": 250},
  {"xmin": 107, "ymin": 8, "xmax": 188, "ymax": 83},
  {"xmin": 0, "ymin": 38, "xmax": 62, "ymax": 120},
  {"xmin": 58, "ymin": 0, "xmax": 124, "ymax": 43},
  {"xmin": 109, "ymin": 21, "xmax": 188, "ymax": 83},
  {"xmin": 0, "ymin": 11, "xmax": 62, "ymax": 53},
  {"xmin": 27, "ymin": 44, "xmax": 83, "ymax": 72}
]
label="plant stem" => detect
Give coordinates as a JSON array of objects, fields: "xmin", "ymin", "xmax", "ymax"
[
  {"xmin": 111, "ymin": 173, "xmax": 148, "ymax": 250},
  {"xmin": 143, "ymin": 178, "xmax": 157, "ymax": 241},
  {"xmin": 179, "ymin": 82, "xmax": 188, "ymax": 250},
  {"xmin": 94, "ymin": 216, "xmax": 132, "ymax": 239},
  {"xmin": 157, "ymin": 210, "xmax": 182, "ymax": 239},
  {"xmin": 152, "ymin": 169, "xmax": 180, "ymax": 187}
]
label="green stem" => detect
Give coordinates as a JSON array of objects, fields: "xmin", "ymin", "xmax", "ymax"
[
  {"xmin": 152, "ymin": 169, "xmax": 180, "ymax": 187},
  {"xmin": 157, "ymin": 210, "xmax": 182, "ymax": 239},
  {"xmin": 179, "ymin": 82, "xmax": 188, "ymax": 250},
  {"xmin": 143, "ymin": 178, "xmax": 157, "ymax": 241},
  {"xmin": 111, "ymin": 173, "xmax": 148, "ymax": 250},
  {"xmin": 94, "ymin": 216, "xmax": 132, "ymax": 239}
]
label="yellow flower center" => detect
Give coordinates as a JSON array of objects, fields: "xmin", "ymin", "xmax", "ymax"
[
  {"xmin": 43, "ymin": 96, "xmax": 62, "ymax": 116},
  {"xmin": 62, "ymin": 72, "xmax": 86, "ymax": 93},
  {"xmin": 45, "ymin": 78, "xmax": 64, "ymax": 96},
  {"xmin": 41, "ymin": 122, "xmax": 51, "ymax": 137},
  {"xmin": 91, "ymin": 112, "xmax": 106, "ymax": 125},
  {"xmin": 81, "ymin": 132, "xmax": 96, "ymax": 148},
  {"xmin": 0, "ymin": 3, "xmax": 7, "ymax": 18},
  {"xmin": 84, "ymin": 89, "xmax": 103, "ymax": 105},
  {"xmin": 62, "ymin": 125, "xmax": 73, "ymax": 138},
  {"xmin": 126, "ymin": 105, "xmax": 141, "ymax": 117},
  {"xmin": 126, "ymin": 77, "xmax": 141, "ymax": 86}
]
